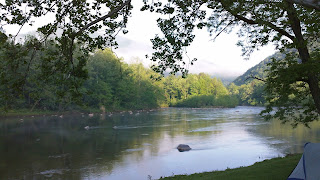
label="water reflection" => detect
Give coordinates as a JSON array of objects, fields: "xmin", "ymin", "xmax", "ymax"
[{"xmin": 0, "ymin": 106, "xmax": 320, "ymax": 179}]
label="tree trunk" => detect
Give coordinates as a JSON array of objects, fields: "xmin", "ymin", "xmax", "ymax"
[
  {"xmin": 308, "ymin": 76, "xmax": 320, "ymax": 113},
  {"xmin": 286, "ymin": 1, "xmax": 320, "ymax": 114},
  {"xmin": 30, "ymin": 98, "xmax": 42, "ymax": 112}
]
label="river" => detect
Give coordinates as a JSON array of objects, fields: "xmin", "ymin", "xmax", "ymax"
[{"xmin": 1, "ymin": 106, "xmax": 320, "ymax": 179}]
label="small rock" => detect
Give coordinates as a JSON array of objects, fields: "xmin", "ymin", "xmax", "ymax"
[
  {"xmin": 84, "ymin": 126, "xmax": 89, "ymax": 130},
  {"xmin": 177, "ymin": 144, "xmax": 191, "ymax": 152}
]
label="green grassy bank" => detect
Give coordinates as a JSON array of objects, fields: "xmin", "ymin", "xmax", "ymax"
[{"xmin": 162, "ymin": 154, "xmax": 301, "ymax": 180}]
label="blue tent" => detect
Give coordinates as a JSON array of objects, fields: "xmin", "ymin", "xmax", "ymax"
[{"xmin": 287, "ymin": 143, "xmax": 320, "ymax": 180}]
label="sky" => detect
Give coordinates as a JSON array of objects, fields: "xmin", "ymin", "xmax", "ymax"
[
  {"xmin": 112, "ymin": 1, "xmax": 277, "ymax": 79},
  {"xmin": 2, "ymin": 0, "xmax": 276, "ymax": 79}
]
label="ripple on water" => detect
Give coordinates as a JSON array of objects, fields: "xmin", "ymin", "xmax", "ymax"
[
  {"xmin": 38, "ymin": 169, "xmax": 66, "ymax": 178},
  {"xmin": 113, "ymin": 126, "xmax": 138, "ymax": 129},
  {"xmin": 124, "ymin": 148, "xmax": 144, "ymax": 152},
  {"xmin": 268, "ymin": 139, "xmax": 286, "ymax": 145},
  {"xmin": 188, "ymin": 126, "xmax": 218, "ymax": 132},
  {"xmin": 143, "ymin": 143, "xmax": 152, "ymax": 146},
  {"xmin": 245, "ymin": 122, "xmax": 270, "ymax": 126},
  {"xmin": 48, "ymin": 153, "xmax": 70, "ymax": 159}
]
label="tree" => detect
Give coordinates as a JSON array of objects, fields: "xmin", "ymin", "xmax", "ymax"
[
  {"xmin": 83, "ymin": 49, "xmax": 116, "ymax": 109},
  {"xmin": 0, "ymin": 0, "xmax": 133, "ymax": 106},
  {"xmin": 1, "ymin": 0, "xmax": 319, "ymax": 124},
  {"xmin": 0, "ymin": 36, "xmax": 87, "ymax": 111},
  {"xmin": 142, "ymin": 0, "xmax": 319, "ymax": 125}
]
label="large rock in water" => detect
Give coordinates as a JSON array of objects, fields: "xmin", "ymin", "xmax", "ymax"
[{"xmin": 177, "ymin": 144, "xmax": 191, "ymax": 152}]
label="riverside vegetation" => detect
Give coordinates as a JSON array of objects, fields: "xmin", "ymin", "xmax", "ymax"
[{"xmin": 0, "ymin": 40, "xmax": 263, "ymax": 114}]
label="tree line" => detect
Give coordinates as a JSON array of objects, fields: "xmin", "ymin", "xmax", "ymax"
[{"xmin": 0, "ymin": 38, "xmax": 244, "ymax": 112}]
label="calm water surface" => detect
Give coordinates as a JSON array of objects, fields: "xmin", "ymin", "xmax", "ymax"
[{"xmin": 1, "ymin": 106, "xmax": 320, "ymax": 179}]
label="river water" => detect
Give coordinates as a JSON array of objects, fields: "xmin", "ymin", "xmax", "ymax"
[{"xmin": 1, "ymin": 106, "xmax": 320, "ymax": 179}]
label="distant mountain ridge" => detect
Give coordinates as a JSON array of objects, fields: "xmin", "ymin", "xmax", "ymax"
[{"xmin": 233, "ymin": 51, "xmax": 285, "ymax": 86}]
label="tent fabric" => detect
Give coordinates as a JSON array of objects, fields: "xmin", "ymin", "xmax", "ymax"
[{"xmin": 287, "ymin": 142, "xmax": 320, "ymax": 180}]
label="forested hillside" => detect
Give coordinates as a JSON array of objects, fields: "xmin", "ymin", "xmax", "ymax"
[
  {"xmin": 0, "ymin": 38, "xmax": 238, "ymax": 113},
  {"xmin": 228, "ymin": 52, "xmax": 285, "ymax": 106},
  {"xmin": 233, "ymin": 52, "xmax": 285, "ymax": 86}
]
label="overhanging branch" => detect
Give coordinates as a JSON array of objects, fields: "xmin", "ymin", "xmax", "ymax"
[
  {"xmin": 232, "ymin": 13, "xmax": 295, "ymax": 41},
  {"xmin": 246, "ymin": 75, "xmax": 266, "ymax": 82},
  {"xmin": 75, "ymin": 0, "xmax": 131, "ymax": 36},
  {"xmin": 218, "ymin": 0, "xmax": 295, "ymax": 41},
  {"xmin": 67, "ymin": 0, "xmax": 131, "ymax": 75}
]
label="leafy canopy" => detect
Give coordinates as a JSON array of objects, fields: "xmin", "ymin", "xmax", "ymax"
[
  {"xmin": 1, "ymin": 0, "xmax": 320, "ymax": 125},
  {"xmin": 142, "ymin": 0, "xmax": 320, "ymax": 125}
]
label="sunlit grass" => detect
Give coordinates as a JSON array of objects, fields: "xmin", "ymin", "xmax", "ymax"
[{"xmin": 161, "ymin": 154, "xmax": 301, "ymax": 180}]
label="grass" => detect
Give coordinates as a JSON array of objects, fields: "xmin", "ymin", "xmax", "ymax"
[{"xmin": 161, "ymin": 154, "xmax": 301, "ymax": 180}]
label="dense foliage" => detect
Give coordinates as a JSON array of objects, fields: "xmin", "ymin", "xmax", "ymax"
[
  {"xmin": 0, "ymin": 40, "xmax": 166, "ymax": 111},
  {"xmin": 228, "ymin": 52, "xmax": 286, "ymax": 106},
  {"xmin": 82, "ymin": 49, "xmax": 165, "ymax": 111},
  {"xmin": 0, "ymin": 39, "xmax": 237, "ymax": 112},
  {"xmin": 0, "ymin": 36, "xmax": 88, "ymax": 111},
  {"xmin": 164, "ymin": 73, "xmax": 237, "ymax": 107},
  {"xmin": 227, "ymin": 81, "xmax": 265, "ymax": 106},
  {"xmin": 262, "ymin": 46, "xmax": 320, "ymax": 127}
]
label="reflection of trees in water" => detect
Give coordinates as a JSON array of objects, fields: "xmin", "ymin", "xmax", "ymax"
[
  {"xmin": 249, "ymin": 119, "xmax": 320, "ymax": 154},
  {"xmin": 160, "ymin": 108, "xmax": 225, "ymax": 137},
  {"xmin": 0, "ymin": 108, "xmax": 248, "ymax": 179},
  {"xmin": 0, "ymin": 115, "xmax": 91, "ymax": 179}
]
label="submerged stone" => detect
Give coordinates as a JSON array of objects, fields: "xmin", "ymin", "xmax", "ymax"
[{"xmin": 177, "ymin": 144, "xmax": 191, "ymax": 152}]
